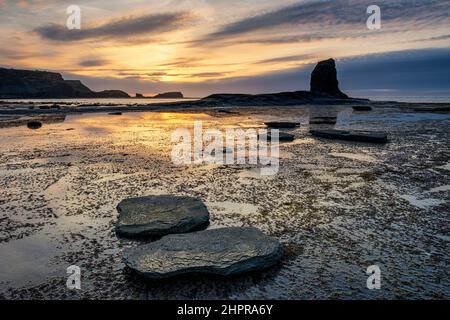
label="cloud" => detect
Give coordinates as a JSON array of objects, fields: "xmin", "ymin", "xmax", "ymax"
[
  {"xmin": 34, "ymin": 12, "xmax": 192, "ymax": 42},
  {"xmin": 241, "ymin": 34, "xmax": 331, "ymax": 45},
  {"xmin": 191, "ymin": 72, "xmax": 228, "ymax": 78},
  {"xmin": 0, "ymin": 0, "xmax": 48, "ymax": 8},
  {"xmin": 114, "ymin": 71, "xmax": 228, "ymax": 80},
  {"xmin": 199, "ymin": 0, "xmax": 450, "ymax": 43},
  {"xmin": 79, "ymin": 59, "xmax": 109, "ymax": 67},
  {"xmin": 412, "ymin": 34, "xmax": 450, "ymax": 42},
  {"xmin": 0, "ymin": 47, "xmax": 56, "ymax": 61},
  {"xmin": 157, "ymin": 57, "xmax": 203, "ymax": 68},
  {"xmin": 146, "ymin": 72, "xmax": 168, "ymax": 77},
  {"xmin": 256, "ymin": 54, "xmax": 317, "ymax": 64}
]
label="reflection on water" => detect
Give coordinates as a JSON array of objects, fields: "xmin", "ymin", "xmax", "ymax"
[
  {"xmin": 0, "ymin": 231, "xmax": 60, "ymax": 287},
  {"xmin": 343, "ymin": 112, "xmax": 450, "ymax": 125},
  {"xmin": 0, "ymin": 214, "xmax": 111, "ymax": 288},
  {"xmin": 2, "ymin": 107, "xmax": 448, "ymax": 157}
]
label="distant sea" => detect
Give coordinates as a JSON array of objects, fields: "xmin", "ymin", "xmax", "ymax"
[
  {"xmin": 1, "ymin": 98, "xmax": 199, "ymax": 105},
  {"xmin": 2, "ymin": 96, "xmax": 450, "ymax": 104},
  {"xmin": 354, "ymin": 95, "xmax": 450, "ymax": 103}
]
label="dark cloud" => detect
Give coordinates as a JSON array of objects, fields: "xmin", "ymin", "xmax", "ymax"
[
  {"xmin": 79, "ymin": 59, "xmax": 109, "ymax": 67},
  {"xmin": 146, "ymin": 72, "xmax": 168, "ymax": 77},
  {"xmin": 35, "ymin": 12, "xmax": 191, "ymax": 42},
  {"xmin": 256, "ymin": 54, "xmax": 317, "ymax": 64},
  {"xmin": 242, "ymin": 34, "xmax": 331, "ymax": 45},
  {"xmin": 412, "ymin": 34, "xmax": 450, "ymax": 42},
  {"xmin": 200, "ymin": 0, "xmax": 449, "ymax": 43},
  {"xmin": 157, "ymin": 58, "xmax": 239, "ymax": 69},
  {"xmin": 191, "ymin": 72, "xmax": 228, "ymax": 78},
  {"xmin": 339, "ymin": 48, "xmax": 450, "ymax": 92}
]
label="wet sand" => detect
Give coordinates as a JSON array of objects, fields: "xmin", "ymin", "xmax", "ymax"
[{"xmin": 0, "ymin": 105, "xmax": 449, "ymax": 299}]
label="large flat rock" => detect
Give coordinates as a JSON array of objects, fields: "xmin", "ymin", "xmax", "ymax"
[
  {"xmin": 264, "ymin": 121, "xmax": 300, "ymax": 128},
  {"xmin": 115, "ymin": 195, "xmax": 210, "ymax": 237},
  {"xmin": 260, "ymin": 132, "xmax": 295, "ymax": 142},
  {"xmin": 123, "ymin": 227, "xmax": 283, "ymax": 279},
  {"xmin": 310, "ymin": 129, "xmax": 388, "ymax": 143}
]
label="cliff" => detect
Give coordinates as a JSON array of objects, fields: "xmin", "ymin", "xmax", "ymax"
[{"xmin": 0, "ymin": 68, "xmax": 130, "ymax": 98}]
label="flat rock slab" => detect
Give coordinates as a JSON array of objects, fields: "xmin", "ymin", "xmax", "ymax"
[
  {"xmin": 275, "ymin": 132, "xmax": 295, "ymax": 142},
  {"xmin": 261, "ymin": 132, "xmax": 295, "ymax": 142},
  {"xmin": 27, "ymin": 121, "xmax": 42, "ymax": 129},
  {"xmin": 123, "ymin": 227, "xmax": 283, "ymax": 279},
  {"xmin": 310, "ymin": 129, "xmax": 388, "ymax": 143},
  {"xmin": 116, "ymin": 195, "xmax": 210, "ymax": 237},
  {"xmin": 352, "ymin": 106, "xmax": 372, "ymax": 111},
  {"xmin": 310, "ymin": 116, "xmax": 337, "ymax": 125},
  {"xmin": 264, "ymin": 121, "xmax": 300, "ymax": 128}
]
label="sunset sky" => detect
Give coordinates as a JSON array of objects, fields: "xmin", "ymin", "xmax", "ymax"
[{"xmin": 0, "ymin": 0, "xmax": 449, "ymax": 97}]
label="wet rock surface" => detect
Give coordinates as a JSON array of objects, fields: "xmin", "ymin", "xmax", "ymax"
[
  {"xmin": 0, "ymin": 106, "xmax": 449, "ymax": 299},
  {"xmin": 124, "ymin": 227, "xmax": 283, "ymax": 279},
  {"xmin": 116, "ymin": 195, "xmax": 210, "ymax": 237},
  {"xmin": 310, "ymin": 129, "xmax": 388, "ymax": 143}
]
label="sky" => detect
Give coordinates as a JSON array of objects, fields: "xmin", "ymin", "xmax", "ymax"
[{"xmin": 0, "ymin": 0, "xmax": 449, "ymax": 97}]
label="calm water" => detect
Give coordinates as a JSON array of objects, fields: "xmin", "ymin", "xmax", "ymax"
[
  {"xmin": 0, "ymin": 98, "xmax": 199, "ymax": 105},
  {"xmin": 355, "ymin": 95, "xmax": 450, "ymax": 103},
  {"xmin": 2, "ymin": 96, "xmax": 450, "ymax": 105}
]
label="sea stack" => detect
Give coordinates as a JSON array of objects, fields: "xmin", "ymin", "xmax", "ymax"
[
  {"xmin": 153, "ymin": 92, "xmax": 184, "ymax": 99},
  {"xmin": 310, "ymin": 59, "xmax": 348, "ymax": 99}
]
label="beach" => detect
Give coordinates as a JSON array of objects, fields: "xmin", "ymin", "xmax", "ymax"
[{"xmin": 0, "ymin": 105, "xmax": 449, "ymax": 299}]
